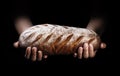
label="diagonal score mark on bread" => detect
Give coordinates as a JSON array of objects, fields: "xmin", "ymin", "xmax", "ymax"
[
  {"xmin": 56, "ymin": 34, "xmax": 73, "ymax": 54},
  {"xmin": 70, "ymin": 36, "xmax": 84, "ymax": 53},
  {"xmin": 24, "ymin": 32, "xmax": 36, "ymax": 41},
  {"xmin": 29, "ymin": 34, "xmax": 43, "ymax": 47},
  {"xmin": 50, "ymin": 35, "xmax": 63, "ymax": 54}
]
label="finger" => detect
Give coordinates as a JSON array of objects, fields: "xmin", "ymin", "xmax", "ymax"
[
  {"xmin": 13, "ymin": 41, "xmax": 19, "ymax": 48},
  {"xmin": 78, "ymin": 47, "xmax": 83, "ymax": 59},
  {"xmin": 83, "ymin": 43, "xmax": 89, "ymax": 58},
  {"xmin": 31, "ymin": 47, "xmax": 37, "ymax": 61},
  {"xmin": 73, "ymin": 53, "xmax": 77, "ymax": 58},
  {"xmin": 89, "ymin": 44, "xmax": 95, "ymax": 58},
  {"xmin": 43, "ymin": 55, "xmax": 48, "ymax": 59},
  {"xmin": 25, "ymin": 47, "xmax": 31, "ymax": 59},
  {"xmin": 100, "ymin": 42, "xmax": 106, "ymax": 49},
  {"xmin": 37, "ymin": 51, "xmax": 43, "ymax": 61}
]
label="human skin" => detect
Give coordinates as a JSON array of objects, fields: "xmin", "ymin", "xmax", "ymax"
[{"xmin": 13, "ymin": 16, "xmax": 106, "ymax": 61}]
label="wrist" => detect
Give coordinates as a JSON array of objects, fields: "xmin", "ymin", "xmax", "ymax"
[{"xmin": 86, "ymin": 18, "xmax": 105, "ymax": 35}]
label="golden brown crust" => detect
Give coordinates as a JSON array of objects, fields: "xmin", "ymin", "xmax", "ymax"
[{"xmin": 19, "ymin": 24, "xmax": 101, "ymax": 55}]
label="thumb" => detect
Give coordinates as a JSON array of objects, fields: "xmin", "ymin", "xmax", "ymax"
[{"xmin": 13, "ymin": 41, "xmax": 19, "ymax": 48}]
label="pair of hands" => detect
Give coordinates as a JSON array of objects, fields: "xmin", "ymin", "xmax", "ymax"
[
  {"xmin": 14, "ymin": 41, "xmax": 106, "ymax": 61},
  {"xmin": 13, "ymin": 16, "xmax": 106, "ymax": 61}
]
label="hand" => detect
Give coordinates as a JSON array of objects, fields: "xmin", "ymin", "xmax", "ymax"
[
  {"xmin": 14, "ymin": 16, "xmax": 48, "ymax": 61},
  {"xmin": 13, "ymin": 41, "xmax": 48, "ymax": 61},
  {"xmin": 14, "ymin": 16, "xmax": 106, "ymax": 61},
  {"xmin": 77, "ymin": 17, "xmax": 107, "ymax": 59},
  {"xmin": 74, "ymin": 42, "xmax": 106, "ymax": 59}
]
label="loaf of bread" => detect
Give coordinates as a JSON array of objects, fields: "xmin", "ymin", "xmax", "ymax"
[{"xmin": 19, "ymin": 24, "xmax": 101, "ymax": 55}]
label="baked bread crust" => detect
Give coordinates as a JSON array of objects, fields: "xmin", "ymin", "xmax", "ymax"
[{"xmin": 19, "ymin": 24, "xmax": 101, "ymax": 55}]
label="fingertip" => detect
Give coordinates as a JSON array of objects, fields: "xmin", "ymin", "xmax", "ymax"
[
  {"xmin": 27, "ymin": 47, "xmax": 31, "ymax": 50},
  {"xmin": 83, "ymin": 43, "xmax": 88, "ymax": 50},
  {"xmin": 83, "ymin": 43, "xmax": 89, "ymax": 59},
  {"xmin": 78, "ymin": 47, "xmax": 83, "ymax": 59},
  {"xmin": 32, "ymin": 47, "xmax": 37, "ymax": 51},
  {"xmin": 26, "ymin": 47, "xmax": 31, "ymax": 52},
  {"xmin": 73, "ymin": 53, "xmax": 77, "ymax": 58},
  {"xmin": 89, "ymin": 44, "xmax": 93, "ymax": 48},
  {"xmin": 44, "ymin": 55, "xmax": 48, "ymax": 59},
  {"xmin": 79, "ymin": 46, "xmax": 83, "ymax": 50},
  {"xmin": 84, "ymin": 43, "xmax": 88, "ymax": 46},
  {"xmin": 25, "ymin": 47, "xmax": 31, "ymax": 59},
  {"xmin": 38, "ymin": 51, "xmax": 42, "ymax": 61},
  {"xmin": 89, "ymin": 44, "xmax": 95, "ymax": 58},
  {"xmin": 38, "ymin": 50, "xmax": 42, "ymax": 54},
  {"xmin": 31, "ymin": 47, "xmax": 37, "ymax": 61},
  {"xmin": 89, "ymin": 44, "xmax": 94, "ymax": 52},
  {"xmin": 13, "ymin": 41, "xmax": 19, "ymax": 48},
  {"xmin": 100, "ymin": 43, "xmax": 106, "ymax": 49}
]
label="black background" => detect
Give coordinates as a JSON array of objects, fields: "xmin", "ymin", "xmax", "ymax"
[{"xmin": 1, "ymin": 0, "xmax": 117, "ymax": 68}]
